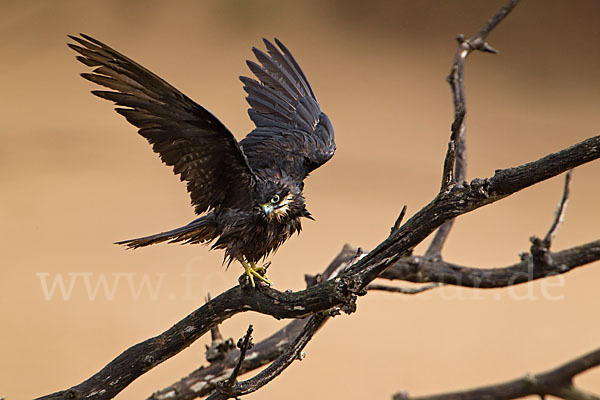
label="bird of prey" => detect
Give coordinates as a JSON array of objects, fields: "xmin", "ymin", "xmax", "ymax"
[{"xmin": 69, "ymin": 34, "xmax": 335, "ymax": 287}]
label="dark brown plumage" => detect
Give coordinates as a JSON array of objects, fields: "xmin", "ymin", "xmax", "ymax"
[{"xmin": 69, "ymin": 34, "xmax": 335, "ymax": 285}]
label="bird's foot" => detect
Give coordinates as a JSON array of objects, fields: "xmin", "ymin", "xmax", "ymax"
[
  {"xmin": 252, "ymin": 261, "xmax": 271, "ymax": 276},
  {"xmin": 241, "ymin": 260, "xmax": 273, "ymax": 287}
]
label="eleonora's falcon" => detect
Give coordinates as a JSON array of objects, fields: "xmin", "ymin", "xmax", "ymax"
[{"xmin": 69, "ymin": 34, "xmax": 335, "ymax": 287}]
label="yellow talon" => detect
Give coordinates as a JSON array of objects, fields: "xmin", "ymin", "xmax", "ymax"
[
  {"xmin": 241, "ymin": 260, "xmax": 255, "ymax": 287},
  {"xmin": 241, "ymin": 260, "xmax": 273, "ymax": 287},
  {"xmin": 250, "ymin": 261, "xmax": 273, "ymax": 285}
]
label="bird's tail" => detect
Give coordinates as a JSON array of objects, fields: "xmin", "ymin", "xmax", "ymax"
[{"xmin": 115, "ymin": 215, "xmax": 217, "ymax": 249}]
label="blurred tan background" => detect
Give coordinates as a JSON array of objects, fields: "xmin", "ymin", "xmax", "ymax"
[{"xmin": 1, "ymin": 1, "xmax": 600, "ymax": 399}]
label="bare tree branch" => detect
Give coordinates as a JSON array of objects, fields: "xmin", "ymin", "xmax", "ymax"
[
  {"xmin": 380, "ymin": 238, "xmax": 600, "ymax": 288},
  {"xmin": 206, "ymin": 313, "xmax": 328, "ymax": 400},
  {"xmin": 221, "ymin": 325, "xmax": 253, "ymax": 391},
  {"xmin": 151, "ymin": 237, "xmax": 600, "ymax": 399},
  {"xmin": 393, "ymin": 347, "xmax": 600, "ymax": 400},
  {"xmin": 355, "ymin": 134, "xmax": 600, "ymax": 286},
  {"xmin": 382, "ymin": 167, "xmax": 595, "ymax": 288},
  {"xmin": 148, "ymin": 245, "xmax": 358, "ymax": 400},
  {"xmin": 202, "ymin": 166, "xmax": 594, "ymax": 400},
  {"xmin": 35, "ymin": 134, "xmax": 600, "ymax": 400},
  {"xmin": 150, "ymin": 319, "xmax": 309, "ymax": 400},
  {"xmin": 427, "ymin": 0, "xmax": 520, "ymax": 260}
]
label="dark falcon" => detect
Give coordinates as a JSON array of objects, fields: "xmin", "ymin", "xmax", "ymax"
[{"xmin": 69, "ymin": 34, "xmax": 335, "ymax": 286}]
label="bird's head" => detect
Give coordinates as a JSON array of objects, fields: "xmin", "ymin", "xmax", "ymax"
[{"xmin": 254, "ymin": 179, "xmax": 310, "ymax": 222}]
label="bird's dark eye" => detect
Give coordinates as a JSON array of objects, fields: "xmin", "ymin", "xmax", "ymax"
[{"xmin": 271, "ymin": 194, "xmax": 280, "ymax": 204}]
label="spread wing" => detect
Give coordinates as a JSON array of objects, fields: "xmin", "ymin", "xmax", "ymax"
[
  {"xmin": 68, "ymin": 34, "xmax": 256, "ymax": 214},
  {"xmin": 239, "ymin": 39, "xmax": 335, "ymax": 181}
]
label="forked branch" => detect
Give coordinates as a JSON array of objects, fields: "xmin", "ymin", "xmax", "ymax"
[
  {"xmin": 148, "ymin": 245, "xmax": 358, "ymax": 400},
  {"xmin": 207, "ymin": 313, "xmax": 328, "ymax": 400},
  {"xmin": 35, "ymin": 123, "xmax": 600, "ymax": 400},
  {"xmin": 427, "ymin": 0, "xmax": 520, "ymax": 259}
]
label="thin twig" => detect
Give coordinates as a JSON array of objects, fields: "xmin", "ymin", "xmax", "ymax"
[
  {"xmin": 530, "ymin": 169, "xmax": 573, "ymax": 270},
  {"xmin": 391, "ymin": 205, "xmax": 408, "ymax": 234},
  {"xmin": 545, "ymin": 170, "xmax": 572, "ymax": 244},
  {"xmin": 367, "ymin": 283, "xmax": 442, "ymax": 295},
  {"xmin": 223, "ymin": 325, "xmax": 253, "ymax": 390},
  {"xmin": 440, "ymin": 141, "xmax": 457, "ymax": 192}
]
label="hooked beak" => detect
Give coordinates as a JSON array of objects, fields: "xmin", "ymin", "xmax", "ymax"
[{"xmin": 261, "ymin": 203, "xmax": 274, "ymax": 216}]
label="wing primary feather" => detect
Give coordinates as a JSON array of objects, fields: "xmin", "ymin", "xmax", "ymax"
[
  {"xmin": 241, "ymin": 80, "xmax": 296, "ymax": 123},
  {"xmin": 70, "ymin": 34, "xmax": 257, "ymax": 214},
  {"xmin": 240, "ymin": 76, "xmax": 295, "ymax": 112},
  {"xmin": 262, "ymin": 39, "xmax": 312, "ymax": 99},
  {"xmin": 76, "ymin": 55, "xmax": 101, "ymax": 67},
  {"xmin": 246, "ymin": 97, "xmax": 292, "ymax": 124},
  {"xmin": 240, "ymin": 38, "xmax": 336, "ymax": 182},
  {"xmin": 274, "ymin": 38, "xmax": 317, "ymax": 100},
  {"xmin": 245, "ymin": 59, "xmax": 318, "ymax": 131},
  {"xmin": 245, "ymin": 59, "xmax": 295, "ymax": 102},
  {"xmin": 252, "ymin": 47, "xmax": 302, "ymax": 99},
  {"xmin": 296, "ymin": 98, "xmax": 319, "ymax": 130}
]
